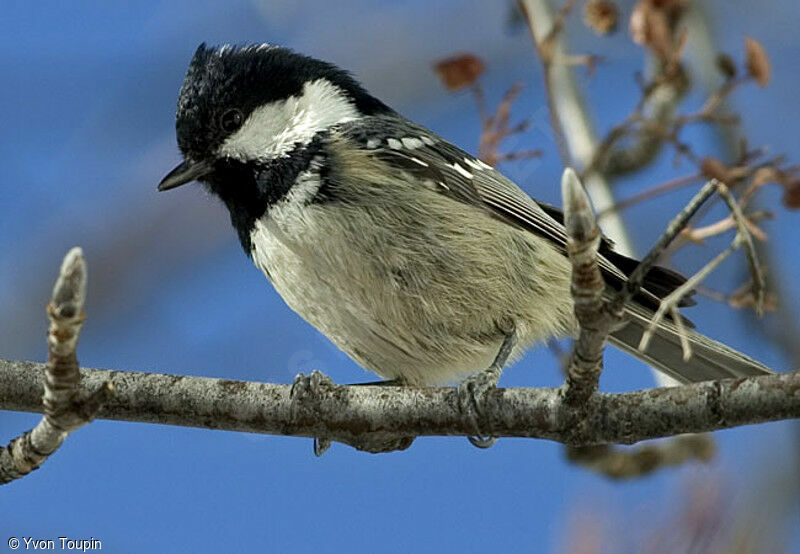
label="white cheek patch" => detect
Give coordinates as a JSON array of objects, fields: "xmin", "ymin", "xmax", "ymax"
[{"xmin": 218, "ymin": 78, "xmax": 360, "ymax": 162}]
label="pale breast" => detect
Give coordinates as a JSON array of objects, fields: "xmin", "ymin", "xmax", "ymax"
[{"xmin": 247, "ymin": 180, "xmax": 576, "ymax": 385}]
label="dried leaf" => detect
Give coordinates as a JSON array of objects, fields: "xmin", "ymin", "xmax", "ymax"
[
  {"xmin": 729, "ymin": 285, "xmax": 777, "ymax": 312},
  {"xmin": 700, "ymin": 157, "xmax": 729, "ymax": 183},
  {"xmin": 630, "ymin": 1, "xmax": 671, "ymax": 61},
  {"xmin": 433, "ymin": 53, "xmax": 485, "ymax": 91},
  {"xmin": 781, "ymin": 177, "xmax": 800, "ymax": 209},
  {"xmin": 651, "ymin": 0, "xmax": 687, "ymax": 9},
  {"xmin": 751, "ymin": 167, "xmax": 778, "ymax": 188},
  {"xmin": 745, "ymin": 37, "xmax": 771, "ymax": 87},
  {"xmin": 584, "ymin": 0, "xmax": 619, "ymax": 35},
  {"xmin": 630, "ymin": 1, "xmax": 650, "ymax": 46}
]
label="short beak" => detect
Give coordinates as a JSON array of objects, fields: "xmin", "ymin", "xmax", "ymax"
[{"xmin": 157, "ymin": 159, "xmax": 213, "ymax": 191}]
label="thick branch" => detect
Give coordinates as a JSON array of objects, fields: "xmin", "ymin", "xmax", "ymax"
[{"xmin": 0, "ymin": 360, "xmax": 797, "ymax": 448}]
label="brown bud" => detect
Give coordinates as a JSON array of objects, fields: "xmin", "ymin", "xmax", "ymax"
[
  {"xmin": 745, "ymin": 37, "xmax": 771, "ymax": 87},
  {"xmin": 433, "ymin": 53, "xmax": 485, "ymax": 92},
  {"xmin": 715, "ymin": 53, "xmax": 737, "ymax": 80},
  {"xmin": 584, "ymin": 0, "xmax": 619, "ymax": 35}
]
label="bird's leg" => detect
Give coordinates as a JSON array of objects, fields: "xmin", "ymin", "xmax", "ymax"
[{"xmin": 457, "ymin": 319, "xmax": 517, "ymax": 448}]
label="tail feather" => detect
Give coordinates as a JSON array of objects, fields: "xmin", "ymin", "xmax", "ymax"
[{"xmin": 609, "ymin": 304, "xmax": 773, "ymax": 384}]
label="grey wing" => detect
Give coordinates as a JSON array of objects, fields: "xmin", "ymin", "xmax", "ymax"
[
  {"xmin": 334, "ymin": 116, "xmax": 776, "ymax": 382},
  {"xmin": 335, "ymin": 115, "xmax": 671, "ymax": 309}
]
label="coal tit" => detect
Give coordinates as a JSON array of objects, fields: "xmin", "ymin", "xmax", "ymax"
[{"xmin": 158, "ymin": 43, "xmax": 771, "ymax": 387}]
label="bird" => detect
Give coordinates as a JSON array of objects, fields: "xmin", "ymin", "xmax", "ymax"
[{"xmin": 158, "ymin": 43, "xmax": 771, "ymax": 398}]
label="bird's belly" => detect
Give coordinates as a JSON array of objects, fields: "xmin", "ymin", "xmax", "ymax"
[{"xmin": 248, "ymin": 202, "xmax": 575, "ymax": 385}]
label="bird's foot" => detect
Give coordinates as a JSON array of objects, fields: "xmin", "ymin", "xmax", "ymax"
[
  {"xmin": 290, "ymin": 370, "xmax": 337, "ymax": 456},
  {"xmin": 290, "ymin": 369, "xmax": 336, "ymax": 401},
  {"xmin": 457, "ymin": 321, "xmax": 518, "ymax": 449},
  {"xmin": 457, "ymin": 368, "xmax": 502, "ymax": 448}
]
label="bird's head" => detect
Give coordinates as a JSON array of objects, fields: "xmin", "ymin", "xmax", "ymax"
[{"xmin": 158, "ymin": 43, "xmax": 391, "ymax": 192}]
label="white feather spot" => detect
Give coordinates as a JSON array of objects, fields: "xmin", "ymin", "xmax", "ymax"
[
  {"xmin": 366, "ymin": 139, "xmax": 379, "ymax": 149},
  {"xmin": 410, "ymin": 157, "xmax": 428, "ymax": 167},
  {"xmin": 421, "ymin": 136, "xmax": 435, "ymax": 146},
  {"xmin": 387, "ymin": 138, "xmax": 403, "ymax": 150},
  {"xmin": 402, "ymin": 137, "xmax": 424, "ymax": 149},
  {"xmin": 451, "ymin": 163, "xmax": 473, "ymax": 179},
  {"xmin": 464, "ymin": 158, "xmax": 491, "ymax": 170}
]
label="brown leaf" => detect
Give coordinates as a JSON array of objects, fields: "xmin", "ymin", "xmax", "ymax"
[
  {"xmin": 630, "ymin": 1, "xmax": 671, "ymax": 61},
  {"xmin": 433, "ymin": 53, "xmax": 485, "ymax": 92},
  {"xmin": 729, "ymin": 284, "xmax": 778, "ymax": 312},
  {"xmin": 584, "ymin": 0, "xmax": 619, "ymax": 35},
  {"xmin": 700, "ymin": 157, "xmax": 729, "ymax": 183},
  {"xmin": 745, "ymin": 37, "xmax": 771, "ymax": 87},
  {"xmin": 781, "ymin": 177, "xmax": 800, "ymax": 209},
  {"xmin": 630, "ymin": 1, "xmax": 650, "ymax": 46},
  {"xmin": 651, "ymin": 0, "xmax": 687, "ymax": 9},
  {"xmin": 751, "ymin": 167, "xmax": 778, "ymax": 188}
]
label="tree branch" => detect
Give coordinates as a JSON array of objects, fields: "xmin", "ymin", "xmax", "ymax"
[
  {"xmin": 562, "ymin": 168, "xmax": 610, "ymax": 403},
  {"xmin": 0, "ymin": 359, "xmax": 797, "ymax": 448},
  {"xmin": 0, "ymin": 248, "xmax": 113, "ymax": 485}
]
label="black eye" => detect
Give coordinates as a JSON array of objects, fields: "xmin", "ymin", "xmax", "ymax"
[{"xmin": 220, "ymin": 109, "xmax": 243, "ymax": 133}]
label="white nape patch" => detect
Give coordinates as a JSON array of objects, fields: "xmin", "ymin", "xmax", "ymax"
[
  {"xmin": 401, "ymin": 137, "xmax": 424, "ymax": 149},
  {"xmin": 366, "ymin": 138, "xmax": 380, "ymax": 149},
  {"xmin": 451, "ymin": 163, "xmax": 473, "ymax": 179},
  {"xmin": 387, "ymin": 138, "xmax": 403, "ymax": 150},
  {"xmin": 463, "ymin": 157, "xmax": 492, "ymax": 171},
  {"xmin": 420, "ymin": 136, "xmax": 435, "ymax": 146},
  {"xmin": 218, "ymin": 78, "xmax": 359, "ymax": 162}
]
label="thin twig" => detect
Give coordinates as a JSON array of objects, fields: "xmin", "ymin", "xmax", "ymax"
[
  {"xmin": 639, "ymin": 237, "xmax": 742, "ymax": 354},
  {"xmin": 714, "ymin": 184, "xmax": 766, "ymax": 316},
  {"xmin": 0, "ymin": 248, "xmax": 113, "ymax": 485},
  {"xmin": 610, "ymin": 180, "xmax": 720, "ymax": 318},
  {"xmin": 598, "ymin": 173, "xmax": 703, "ymax": 220},
  {"xmin": 561, "ymin": 168, "xmax": 613, "ymax": 403}
]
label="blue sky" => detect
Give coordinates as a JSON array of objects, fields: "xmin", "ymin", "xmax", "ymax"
[{"xmin": 1, "ymin": 1, "xmax": 798, "ymax": 552}]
